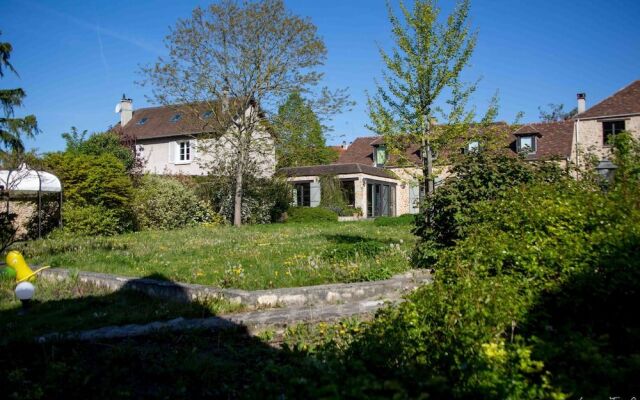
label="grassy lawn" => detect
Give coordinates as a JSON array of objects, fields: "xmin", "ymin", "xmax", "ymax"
[
  {"xmin": 0, "ymin": 276, "xmax": 241, "ymax": 345},
  {"xmin": 17, "ymin": 220, "xmax": 416, "ymax": 290}
]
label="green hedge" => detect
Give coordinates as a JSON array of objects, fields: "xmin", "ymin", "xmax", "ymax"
[
  {"xmin": 286, "ymin": 207, "xmax": 338, "ymax": 223},
  {"xmin": 374, "ymin": 214, "xmax": 415, "ymax": 226}
]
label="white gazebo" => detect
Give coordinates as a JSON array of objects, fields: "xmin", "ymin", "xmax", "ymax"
[{"xmin": 0, "ymin": 163, "xmax": 63, "ymax": 238}]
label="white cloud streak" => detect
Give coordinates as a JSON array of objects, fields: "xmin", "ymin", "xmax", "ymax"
[{"xmin": 23, "ymin": 0, "xmax": 164, "ymax": 55}]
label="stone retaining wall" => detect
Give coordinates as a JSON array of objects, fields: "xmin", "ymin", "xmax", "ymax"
[{"xmin": 40, "ymin": 268, "xmax": 432, "ymax": 308}]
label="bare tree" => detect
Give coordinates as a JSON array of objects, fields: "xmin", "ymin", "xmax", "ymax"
[{"xmin": 141, "ymin": 0, "xmax": 349, "ymax": 226}]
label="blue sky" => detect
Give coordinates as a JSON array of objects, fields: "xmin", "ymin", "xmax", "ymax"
[{"xmin": 2, "ymin": 0, "xmax": 640, "ymax": 153}]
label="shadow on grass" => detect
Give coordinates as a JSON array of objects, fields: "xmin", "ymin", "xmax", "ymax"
[
  {"xmin": 323, "ymin": 233, "xmax": 396, "ymax": 245},
  {"xmin": 0, "ymin": 274, "xmax": 217, "ymax": 346},
  {"xmin": 0, "ymin": 274, "xmax": 338, "ymax": 399}
]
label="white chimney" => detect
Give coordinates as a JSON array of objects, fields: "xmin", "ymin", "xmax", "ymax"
[
  {"xmin": 342, "ymin": 140, "xmax": 348, "ymax": 149},
  {"xmin": 577, "ymin": 93, "xmax": 586, "ymax": 114},
  {"xmin": 117, "ymin": 94, "xmax": 133, "ymax": 126}
]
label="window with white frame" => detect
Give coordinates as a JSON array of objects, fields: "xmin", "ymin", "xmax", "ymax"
[
  {"xmin": 517, "ymin": 135, "xmax": 536, "ymax": 154},
  {"xmin": 468, "ymin": 140, "xmax": 480, "ymax": 152},
  {"xmin": 177, "ymin": 140, "xmax": 192, "ymax": 162}
]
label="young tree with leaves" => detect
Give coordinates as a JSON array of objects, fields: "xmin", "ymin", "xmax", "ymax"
[
  {"xmin": 142, "ymin": 0, "xmax": 349, "ymax": 226},
  {"xmin": 274, "ymin": 92, "xmax": 338, "ymax": 168},
  {"xmin": 367, "ymin": 0, "xmax": 483, "ymax": 198},
  {"xmin": 0, "ymin": 31, "xmax": 38, "ymax": 158}
]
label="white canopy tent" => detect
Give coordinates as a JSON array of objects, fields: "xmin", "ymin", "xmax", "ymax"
[{"xmin": 1, "ymin": 164, "xmax": 63, "ymax": 238}]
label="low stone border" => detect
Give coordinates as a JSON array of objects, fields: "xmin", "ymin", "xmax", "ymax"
[
  {"xmin": 38, "ymin": 299, "xmax": 392, "ymax": 343},
  {"xmin": 40, "ymin": 268, "xmax": 431, "ymax": 308}
]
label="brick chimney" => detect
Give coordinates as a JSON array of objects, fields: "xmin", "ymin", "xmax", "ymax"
[
  {"xmin": 117, "ymin": 94, "xmax": 133, "ymax": 126},
  {"xmin": 577, "ymin": 93, "xmax": 586, "ymax": 114}
]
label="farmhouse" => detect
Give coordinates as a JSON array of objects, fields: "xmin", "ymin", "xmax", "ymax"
[
  {"xmin": 281, "ymin": 79, "xmax": 640, "ymax": 216},
  {"xmin": 115, "ymin": 96, "xmax": 276, "ymax": 177}
]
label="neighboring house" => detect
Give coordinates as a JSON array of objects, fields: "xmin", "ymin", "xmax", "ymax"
[
  {"xmin": 282, "ymin": 79, "xmax": 640, "ymax": 218},
  {"xmin": 115, "ymin": 96, "xmax": 276, "ymax": 177},
  {"xmin": 572, "ymin": 80, "xmax": 640, "ymax": 166}
]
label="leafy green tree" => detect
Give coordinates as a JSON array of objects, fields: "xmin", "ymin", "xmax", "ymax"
[
  {"xmin": 62, "ymin": 127, "xmax": 137, "ymax": 171},
  {"xmin": 0, "ymin": 31, "xmax": 38, "ymax": 156},
  {"xmin": 274, "ymin": 92, "xmax": 338, "ymax": 168},
  {"xmin": 367, "ymin": 0, "xmax": 487, "ymax": 197},
  {"xmin": 141, "ymin": 0, "xmax": 350, "ymax": 226}
]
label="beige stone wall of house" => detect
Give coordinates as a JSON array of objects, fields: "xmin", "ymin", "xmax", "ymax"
[
  {"xmin": 286, "ymin": 173, "xmax": 404, "ymax": 216},
  {"xmin": 139, "ymin": 132, "xmax": 275, "ymax": 177},
  {"xmin": 573, "ymin": 116, "xmax": 640, "ymax": 165}
]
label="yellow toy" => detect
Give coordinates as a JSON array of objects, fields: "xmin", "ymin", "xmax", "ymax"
[{"xmin": 5, "ymin": 250, "xmax": 49, "ymax": 283}]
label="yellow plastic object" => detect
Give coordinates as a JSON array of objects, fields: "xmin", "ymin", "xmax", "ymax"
[{"xmin": 5, "ymin": 250, "xmax": 49, "ymax": 283}]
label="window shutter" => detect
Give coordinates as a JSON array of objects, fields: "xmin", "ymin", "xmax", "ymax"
[
  {"xmin": 309, "ymin": 182, "xmax": 321, "ymax": 207},
  {"xmin": 168, "ymin": 141, "xmax": 176, "ymax": 163}
]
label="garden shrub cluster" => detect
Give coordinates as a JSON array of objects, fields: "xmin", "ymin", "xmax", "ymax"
[
  {"xmin": 286, "ymin": 206, "xmax": 338, "ymax": 223},
  {"xmin": 413, "ymin": 151, "xmax": 568, "ymax": 266},
  {"xmin": 132, "ymin": 175, "xmax": 222, "ymax": 230},
  {"xmin": 305, "ymin": 133, "xmax": 640, "ymax": 398},
  {"xmin": 43, "ymin": 151, "xmax": 135, "ymax": 235},
  {"xmin": 198, "ymin": 174, "xmax": 291, "ymax": 224}
]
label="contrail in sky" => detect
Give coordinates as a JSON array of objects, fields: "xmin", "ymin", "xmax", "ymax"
[{"xmin": 23, "ymin": 0, "xmax": 163, "ymax": 56}]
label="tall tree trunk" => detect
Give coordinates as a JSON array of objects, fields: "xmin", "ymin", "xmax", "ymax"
[{"xmin": 233, "ymin": 160, "xmax": 244, "ymax": 227}]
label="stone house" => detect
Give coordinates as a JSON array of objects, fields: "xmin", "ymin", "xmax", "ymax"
[
  {"xmin": 115, "ymin": 96, "xmax": 276, "ymax": 177},
  {"xmin": 572, "ymin": 80, "xmax": 640, "ymax": 167},
  {"xmin": 280, "ymin": 79, "xmax": 640, "ymax": 217}
]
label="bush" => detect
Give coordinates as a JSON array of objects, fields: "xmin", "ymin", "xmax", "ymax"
[
  {"xmin": 43, "ymin": 152, "xmax": 134, "ymax": 211},
  {"xmin": 286, "ymin": 207, "xmax": 338, "ymax": 223},
  {"xmin": 61, "ymin": 203, "xmax": 123, "ymax": 236},
  {"xmin": 318, "ymin": 136, "xmax": 640, "ymax": 398},
  {"xmin": 200, "ymin": 175, "xmax": 291, "ymax": 224},
  {"xmin": 413, "ymin": 152, "xmax": 569, "ymax": 267},
  {"xmin": 132, "ymin": 175, "xmax": 222, "ymax": 230},
  {"xmin": 374, "ymin": 214, "xmax": 415, "ymax": 226},
  {"xmin": 43, "ymin": 152, "xmax": 135, "ymax": 234}
]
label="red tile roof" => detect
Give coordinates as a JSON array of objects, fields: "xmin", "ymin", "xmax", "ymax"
[
  {"xmin": 119, "ymin": 104, "xmax": 217, "ymax": 140},
  {"xmin": 336, "ymin": 121, "xmax": 573, "ymax": 167},
  {"xmin": 511, "ymin": 120, "xmax": 574, "ymax": 160},
  {"xmin": 577, "ymin": 80, "xmax": 640, "ymax": 119}
]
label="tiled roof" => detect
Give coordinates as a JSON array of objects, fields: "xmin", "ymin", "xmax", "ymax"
[
  {"xmin": 511, "ymin": 120, "xmax": 574, "ymax": 160},
  {"xmin": 336, "ymin": 136, "xmax": 378, "ymax": 165},
  {"xmin": 278, "ymin": 163, "xmax": 397, "ymax": 179},
  {"xmin": 335, "ymin": 121, "xmax": 573, "ymax": 167},
  {"xmin": 577, "ymin": 80, "xmax": 640, "ymax": 119},
  {"xmin": 119, "ymin": 103, "xmax": 218, "ymax": 140},
  {"xmin": 336, "ymin": 136, "xmax": 422, "ymax": 167}
]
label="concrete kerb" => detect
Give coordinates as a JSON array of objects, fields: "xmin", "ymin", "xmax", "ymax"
[
  {"xmin": 38, "ymin": 298, "xmax": 394, "ymax": 343},
  {"xmin": 39, "ymin": 268, "xmax": 432, "ymax": 309}
]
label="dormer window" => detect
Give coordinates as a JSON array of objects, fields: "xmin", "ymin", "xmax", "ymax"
[
  {"xmin": 375, "ymin": 145, "xmax": 387, "ymax": 167},
  {"xmin": 202, "ymin": 111, "xmax": 213, "ymax": 119},
  {"xmin": 603, "ymin": 120, "xmax": 625, "ymax": 146},
  {"xmin": 137, "ymin": 117, "xmax": 148, "ymax": 125},
  {"xmin": 170, "ymin": 113, "xmax": 182, "ymax": 123},
  {"xmin": 517, "ymin": 135, "xmax": 536, "ymax": 154}
]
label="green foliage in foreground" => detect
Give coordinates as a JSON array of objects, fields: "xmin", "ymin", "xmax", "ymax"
[
  {"xmin": 286, "ymin": 206, "xmax": 338, "ymax": 223},
  {"xmin": 305, "ymin": 135, "xmax": 640, "ymax": 398},
  {"xmin": 413, "ymin": 151, "xmax": 568, "ymax": 266},
  {"xmin": 16, "ymin": 221, "xmax": 414, "ymax": 290}
]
